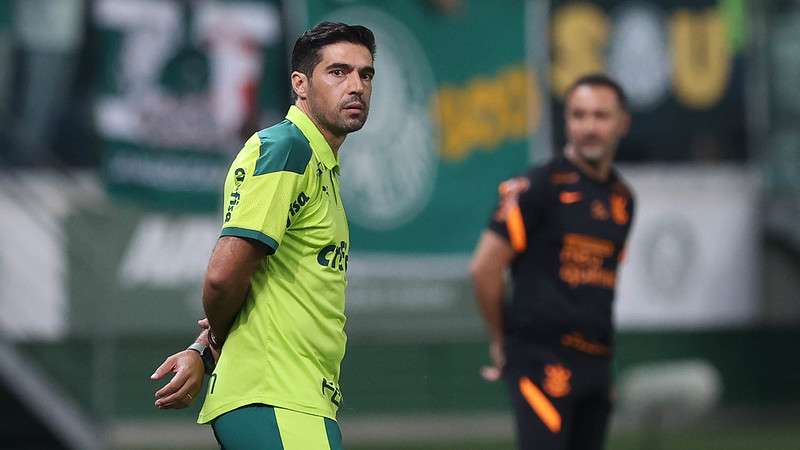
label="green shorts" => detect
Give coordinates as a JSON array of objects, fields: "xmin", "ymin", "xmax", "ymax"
[{"xmin": 211, "ymin": 404, "xmax": 343, "ymax": 450}]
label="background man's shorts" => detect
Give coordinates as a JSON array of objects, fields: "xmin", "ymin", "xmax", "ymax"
[
  {"xmin": 505, "ymin": 344, "xmax": 613, "ymax": 450},
  {"xmin": 212, "ymin": 404, "xmax": 343, "ymax": 450}
]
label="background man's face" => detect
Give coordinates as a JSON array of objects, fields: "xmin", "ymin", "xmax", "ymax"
[
  {"xmin": 565, "ymin": 85, "xmax": 629, "ymax": 165},
  {"xmin": 306, "ymin": 42, "xmax": 374, "ymax": 137}
]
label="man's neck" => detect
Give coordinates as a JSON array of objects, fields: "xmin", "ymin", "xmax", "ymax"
[
  {"xmin": 294, "ymin": 100, "xmax": 344, "ymax": 156},
  {"xmin": 564, "ymin": 145, "xmax": 612, "ymax": 182}
]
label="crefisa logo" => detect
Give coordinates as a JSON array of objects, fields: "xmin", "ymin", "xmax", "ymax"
[
  {"xmin": 317, "ymin": 241, "xmax": 350, "ymax": 272},
  {"xmin": 323, "ymin": 7, "xmax": 439, "ymax": 231}
]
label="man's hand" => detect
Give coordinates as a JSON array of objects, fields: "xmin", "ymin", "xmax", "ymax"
[
  {"xmin": 151, "ymin": 350, "xmax": 204, "ymax": 409},
  {"xmin": 198, "ymin": 318, "xmax": 210, "ymax": 331},
  {"xmin": 480, "ymin": 339, "xmax": 505, "ymax": 382},
  {"xmin": 197, "ymin": 319, "xmax": 220, "ymax": 362}
]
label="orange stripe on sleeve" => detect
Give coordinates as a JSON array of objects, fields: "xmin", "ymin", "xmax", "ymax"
[
  {"xmin": 519, "ymin": 376, "xmax": 562, "ymax": 433},
  {"xmin": 506, "ymin": 205, "xmax": 527, "ymax": 252}
]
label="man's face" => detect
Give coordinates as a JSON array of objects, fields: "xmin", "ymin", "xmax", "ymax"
[
  {"xmin": 306, "ymin": 42, "xmax": 374, "ymax": 137},
  {"xmin": 564, "ymin": 85, "xmax": 629, "ymax": 165}
]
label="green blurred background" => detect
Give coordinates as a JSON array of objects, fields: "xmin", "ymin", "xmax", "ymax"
[{"xmin": 1, "ymin": 0, "xmax": 799, "ymax": 449}]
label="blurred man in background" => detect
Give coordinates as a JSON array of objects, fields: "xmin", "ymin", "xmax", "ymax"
[
  {"xmin": 150, "ymin": 21, "xmax": 375, "ymax": 449},
  {"xmin": 470, "ymin": 74, "xmax": 635, "ymax": 450}
]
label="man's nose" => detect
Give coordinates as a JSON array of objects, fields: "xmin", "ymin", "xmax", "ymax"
[
  {"xmin": 347, "ymin": 72, "xmax": 365, "ymax": 94},
  {"xmin": 582, "ymin": 117, "xmax": 598, "ymax": 133}
]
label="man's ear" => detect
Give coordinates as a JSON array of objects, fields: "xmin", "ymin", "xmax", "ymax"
[
  {"xmin": 291, "ymin": 71, "xmax": 309, "ymax": 100},
  {"xmin": 619, "ymin": 111, "xmax": 631, "ymax": 138}
]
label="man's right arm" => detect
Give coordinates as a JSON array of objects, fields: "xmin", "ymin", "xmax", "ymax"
[
  {"xmin": 469, "ymin": 230, "xmax": 515, "ymax": 380},
  {"xmin": 150, "ymin": 236, "xmax": 267, "ymax": 409},
  {"xmin": 150, "ymin": 327, "xmax": 210, "ymax": 409},
  {"xmin": 203, "ymin": 235, "xmax": 268, "ymax": 347}
]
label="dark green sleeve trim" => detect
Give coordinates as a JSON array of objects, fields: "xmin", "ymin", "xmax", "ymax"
[
  {"xmin": 254, "ymin": 126, "xmax": 312, "ymax": 176},
  {"xmin": 220, "ymin": 227, "xmax": 278, "ymax": 254}
]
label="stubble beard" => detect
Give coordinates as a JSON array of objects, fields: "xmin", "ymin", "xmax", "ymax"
[
  {"xmin": 572, "ymin": 133, "xmax": 609, "ymax": 161},
  {"xmin": 339, "ymin": 114, "xmax": 367, "ymax": 133},
  {"xmin": 322, "ymin": 112, "xmax": 367, "ymax": 137},
  {"xmin": 574, "ymin": 144, "xmax": 609, "ymax": 168},
  {"xmin": 310, "ymin": 100, "xmax": 369, "ymax": 138},
  {"xmin": 583, "ymin": 146, "xmax": 605, "ymax": 161},
  {"xmin": 337, "ymin": 98, "xmax": 369, "ymax": 134}
]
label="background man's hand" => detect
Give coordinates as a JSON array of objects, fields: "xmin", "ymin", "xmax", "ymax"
[
  {"xmin": 480, "ymin": 340, "xmax": 505, "ymax": 382},
  {"xmin": 150, "ymin": 350, "xmax": 204, "ymax": 409}
]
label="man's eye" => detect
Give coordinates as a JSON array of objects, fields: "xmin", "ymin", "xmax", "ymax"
[
  {"xmin": 361, "ymin": 73, "xmax": 374, "ymax": 81},
  {"xmin": 332, "ymin": 69, "xmax": 344, "ymax": 76}
]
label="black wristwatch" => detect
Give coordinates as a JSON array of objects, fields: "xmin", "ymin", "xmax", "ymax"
[{"xmin": 187, "ymin": 342, "xmax": 216, "ymax": 376}]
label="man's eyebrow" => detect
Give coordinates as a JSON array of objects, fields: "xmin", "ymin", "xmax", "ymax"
[
  {"xmin": 325, "ymin": 63, "xmax": 353, "ymax": 71},
  {"xmin": 325, "ymin": 63, "xmax": 375, "ymax": 75}
]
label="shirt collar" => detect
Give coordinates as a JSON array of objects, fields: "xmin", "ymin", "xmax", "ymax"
[{"xmin": 286, "ymin": 105, "xmax": 339, "ymax": 171}]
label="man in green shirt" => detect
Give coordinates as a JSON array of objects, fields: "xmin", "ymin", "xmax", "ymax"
[{"xmin": 150, "ymin": 22, "xmax": 376, "ymax": 449}]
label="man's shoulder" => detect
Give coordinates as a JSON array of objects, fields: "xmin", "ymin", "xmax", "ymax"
[
  {"xmin": 610, "ymin": 167, "xmax": 635, "ymax": 200},
  {"xmin": 520, "ymin": 157, "xmax": 576, "ymax": 186},
  {"xmin": 251, "ymin": 120, "xmax": 313, "ymax": 176}
]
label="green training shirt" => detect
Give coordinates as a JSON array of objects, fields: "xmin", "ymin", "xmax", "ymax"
[{"xmin": 198, "ymin": 106, "xmax": 349, "ymax": 423}]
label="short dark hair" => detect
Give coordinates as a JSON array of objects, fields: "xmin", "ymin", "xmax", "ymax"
[
  {"xmin": 291, "ymin": 21, "xmax": 376, "ymax": 77},
  {"xmin": 565, "ymin": 73, "xmax": 629, "ymax": 112}
]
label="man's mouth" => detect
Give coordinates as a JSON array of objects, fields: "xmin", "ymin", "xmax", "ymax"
[{"xmin": 343, "ymin": 102, "xmax": 364, "ymax": 111}]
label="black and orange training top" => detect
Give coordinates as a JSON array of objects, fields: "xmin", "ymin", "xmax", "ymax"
[{"xmin": 488, "ymin": 156, "xmax": 635, "ymax": 357}]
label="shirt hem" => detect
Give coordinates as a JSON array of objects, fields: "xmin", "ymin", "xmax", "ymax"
[{"xmin": 197, "ymin": 396, "xmax": 337, "ymax": 424}]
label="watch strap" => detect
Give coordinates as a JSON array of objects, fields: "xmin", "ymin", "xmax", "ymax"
[{"xmin": 187, "ymin": 342, "xmax": 216, "ymax": 375}]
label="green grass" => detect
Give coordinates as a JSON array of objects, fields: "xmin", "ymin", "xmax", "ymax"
[
  {"xmin": 124, "ymin": 419, "xmax": 800, "ymax": 450},
  {"xmin": 346, "ymin": 422, "xmax": 800, "ymax": 450}
]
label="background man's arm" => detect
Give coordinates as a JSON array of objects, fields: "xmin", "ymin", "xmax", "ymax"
[{"xmin": 469, "ymin": 230, "xmax": 515, "ymax": 381}]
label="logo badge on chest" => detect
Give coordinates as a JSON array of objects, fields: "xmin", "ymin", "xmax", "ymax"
[{"xmin": 591, "ymin": 200, "xmax": 609, "ymax": 221}]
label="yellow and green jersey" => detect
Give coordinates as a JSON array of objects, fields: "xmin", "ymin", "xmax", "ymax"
[{"xmin": 198, "ymin": 106, "xmax": 349, "ymax": 423}]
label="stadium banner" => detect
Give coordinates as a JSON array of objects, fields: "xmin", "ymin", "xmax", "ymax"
[
  {"xmin": 616, "ymin": 165, "xmax": 760, "ymax": 329},
  {"xmin": 91, "ymin": 0, "xmax": 288, "ymax": 211},
  {"xmin": 300, "ymin": 0, "xmax": 547, "ymax": 253},
  {"xmin": 548, "ymin": 0, "xmax": 748, "ymax": 162}
]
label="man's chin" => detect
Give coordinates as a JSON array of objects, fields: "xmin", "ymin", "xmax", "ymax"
[
  {"xmin": 577, "ymin": 147, "xmax": 606, "ymax": 163},
  {"xmin": 342, "ymin": 118, "xmax": 367, "ymax": 133}
]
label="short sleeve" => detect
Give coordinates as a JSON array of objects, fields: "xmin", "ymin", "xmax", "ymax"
[
  {"xmin": 220, "ymin": 132, "xmax": 311, "ymax": 254},
  {"xmin": 488, "ymin": 167, "xmax": 550, "ymax": 252}
]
